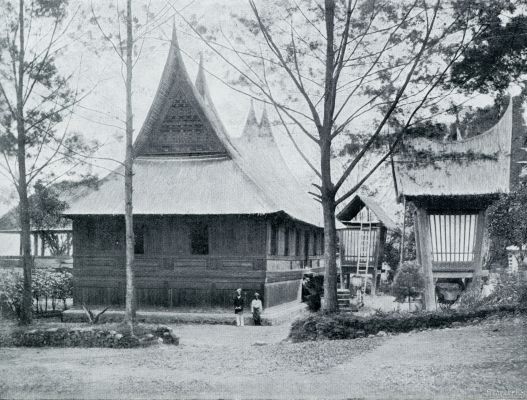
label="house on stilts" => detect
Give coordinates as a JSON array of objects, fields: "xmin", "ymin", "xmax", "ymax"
[
  {"xmin": 393, "ymin": 97, "xmax": 522, "ymax": 309},
  {"xmin": 63, "ymin": 28, "xmax": 325, "ymax": 310},
  {"xmin": 337, "ymin": 194, "xmax": 396, "ymax": 293}
]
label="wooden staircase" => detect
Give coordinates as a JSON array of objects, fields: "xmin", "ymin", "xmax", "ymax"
[{"xmin": 337, "ymin": 289, "xmax": 352, "ymax": 311}]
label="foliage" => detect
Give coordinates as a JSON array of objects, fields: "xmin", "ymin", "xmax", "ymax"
[
  {"xmin": 0, "ymin": 268, "xmax": 73, "ymax": 319},
  {"xmin": 382, "ymin": 203, "xmax": 416, "ymax": 278},
  {"xmin": 0, "ymin": 0, "xmax": 98, "ymax": 325},
  {"xmin": 487, "ymin": 185, "xmax": 527, "ymax": 267},
  {"xmin": 0, "ymin": 270, "xmax": 24, "ymax": 318},
  {"xmin": 82, "ymin": 305, "xmax": 110, "ymax": 324},
  {"xmin": 289, "ymin": 304, "xmax": 526, "ymax": 342},
  {"xmin": 457, "ymin": 273, "xmax": 527, "ymax": 310},
  {"xmin": 392, "ymin": 262, "xmax": 425, "ymax": 303},
  {"xmin": 449, "ymin": 12, "xmax": 527, "ymax": 95},
  {"xmin": 10, "ymin": 325, "xmax": 179, "ymax": 348},
  {"xmin": 0, "ymin": 0, "xmax": 97, "ymax": 177}
]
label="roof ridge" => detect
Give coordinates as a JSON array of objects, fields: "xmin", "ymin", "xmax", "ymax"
[{"xmin": 410, "ymin": 97, "xmax": 513, "ymax": 147}]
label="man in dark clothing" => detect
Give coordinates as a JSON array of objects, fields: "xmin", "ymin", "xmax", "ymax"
[{"xmin": 233, "ymin": 288, "xmax": 244, "ymax": 326}]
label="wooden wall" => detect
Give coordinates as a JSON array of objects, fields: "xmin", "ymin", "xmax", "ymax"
[
  {"xmin": 72, "ymin": 214, "xmax": 324, "ymax": 309},
  {"xmin": 73, "ymin": 215, "xmax": 267, "ymax": 308}
]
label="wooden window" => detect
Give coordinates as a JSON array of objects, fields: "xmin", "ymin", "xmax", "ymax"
[
  {"xmin": 134, "ymin": 223, "xmax": 145, "ymax": 255},
  {"xmin": 270, "ymin": 223, "xmax": 278, "ymax": 255},
  {"xmin": 284, "ymin": 228, "xmax": 290, "ymax": 256},
  {"xmin": 295, "ymin": 229, "xmax": 301, "ymax": 256},
  {"xmin": 191, "ymin": 222, "xmax": 209, "ymax": 255}
]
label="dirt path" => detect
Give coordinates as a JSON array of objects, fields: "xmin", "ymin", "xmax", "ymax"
[{"xmin": 0, "ymin": 316, "xmax": 526, "ymax": 399}]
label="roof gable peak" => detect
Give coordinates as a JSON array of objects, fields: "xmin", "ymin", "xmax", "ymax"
[{"xmin": 133, "ymin": 26, "xmax": 229, "ymax": 157}]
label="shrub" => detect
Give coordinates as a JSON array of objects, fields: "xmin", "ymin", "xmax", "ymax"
[
  {"xmin": 10, "ymin": 325, "xmax": 179, "ymax": 348},
  {"xmin": 392, "ymin": 261, "xmax": 425, "ymax": 305},
  {"xmin": 289, "ymin": 304, "xmax": 526, "ymax": 342},
  {"xmin": 0, "ymin": 268, "xmax": 73, "ymax": 319},
  {"xmin": 457, "ymin": 273, "xmax": 527, "ymax": 310},
  {"xmin": 0, "ymin": 270, "xmax": 24, "ymax": 318}
]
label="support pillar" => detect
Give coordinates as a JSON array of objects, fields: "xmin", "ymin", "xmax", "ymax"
[
  {"xmin": 472, "ymin": 210, "xmax": 486, "ymax": 284},
  {"xmin": 415, "ymin": 208, "xmax": 436, "ymax": 311}
]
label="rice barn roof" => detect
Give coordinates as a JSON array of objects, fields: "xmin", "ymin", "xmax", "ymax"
[
  {"xmin": 64, "ymin": 27, "xmax": 323, "ymax": 227},
  {"xmin": 336, "ymin": 194, "xmax": 397, "ymax": 231},
  {"xmin": 393, "ymin": 98, "xmax": 514, "ymax": 202}
]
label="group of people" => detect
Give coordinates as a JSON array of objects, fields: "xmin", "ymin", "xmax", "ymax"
[{"xmin": 233, "ymin": 288, "xmax": 263, "ymax": 326}]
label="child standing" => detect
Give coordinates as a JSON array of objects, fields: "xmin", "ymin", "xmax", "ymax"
[{"xmin": 250, "ymin": 292, "xmax": 263, "ymax": 326}]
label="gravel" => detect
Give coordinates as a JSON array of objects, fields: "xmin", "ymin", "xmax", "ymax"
[{"xmin": 0, "ymin": 315, "xmax": 525, "ymax": 399}]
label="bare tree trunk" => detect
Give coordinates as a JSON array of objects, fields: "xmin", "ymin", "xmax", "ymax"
[
  {"xmin": 320, "ymin": 133, "xmax": 338, "ymax": 311},
  {"xmin": 322, "ymin": 198, "xmax": 338, "ymax": 312},
  {"xmin": 16, "ymin": 0, "xmax": 33, "ymax": 326},
  {"xmin": 320, "ymin": 0, "xmax": 338, "ymax": 313},
  {"xmin": 124, "ymin": 0, "xmax": 136, "ymax": 325}
]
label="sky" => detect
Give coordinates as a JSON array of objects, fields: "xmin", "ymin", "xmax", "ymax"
[{"xmin": 0, "ymin": 0, "xmax": 507, "ymax": 218}]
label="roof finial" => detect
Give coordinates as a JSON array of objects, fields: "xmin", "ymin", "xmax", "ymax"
[
  {"xmin": 171, "ymin": 19, "xmax": 179, "ymax": 47},
  {"xmin": 195, "ymin": 52, "xmax": 207, "ymax": 98},
  {"xmin": 241, "ymin": 99, "xmax": 258, "ymax": 138},
  {"xmin": 259, "ymin": 105, "xmax": 272, "ymax": 138}
]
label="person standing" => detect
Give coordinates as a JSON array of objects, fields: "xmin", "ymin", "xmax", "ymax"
[
  {"xmin": 250, "ymin": 292, "xmax": 263, "ymax": 326},
  {"xmin": 233, "ymin": 288, "xmax": 244, "ymax": 326}
]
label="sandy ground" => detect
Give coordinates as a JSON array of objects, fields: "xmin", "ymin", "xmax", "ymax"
[{"xmin": 0, "ymin": 316, "xmax": 526, "ymax": 399}]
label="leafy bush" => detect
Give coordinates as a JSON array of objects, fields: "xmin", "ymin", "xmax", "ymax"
[
  {"xmin": 0, "ymin": 271, "xmax": 24, "ymax": 318},
  {"xmin": 392, "ymin": 261, "xmax": 425, "ymax": 305},
  {"xmin": 457, "ymin": 273, "xmax": 527, "ymax": 310},
  {"xmin": 11, "ymin": 325, "xmax": 179, "ymax": 348},
  {"xmin": 0, "ymin": 268, "xmax": 73, "ymax": 319},
  {"xmin": 289, "ymin": 304, "xmax": 526, "ymax": 342}
]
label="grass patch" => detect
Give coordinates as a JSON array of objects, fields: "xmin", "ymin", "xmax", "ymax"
[{"xmin": 289, "ymin": 304, "xmax": 527, "ymax": 342}]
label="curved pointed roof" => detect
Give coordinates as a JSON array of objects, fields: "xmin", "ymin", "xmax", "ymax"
[
  {"xmin": 65, "ymin": 28, "xmax": 323, "ymax": 227},
  {"xmin": 133, "ymin": 27, "xmax": 237, "ymax": 157},
  {"xmin": 240, "ymin": 100, "xmax": 259, "ymax": 138},
  {"xmin": 393, "ymin": 98, "xmax": 514, "ymax": 200},
  {"xmin": 258, "ymin": 106, "xmax": 273, "ymax": 139}
]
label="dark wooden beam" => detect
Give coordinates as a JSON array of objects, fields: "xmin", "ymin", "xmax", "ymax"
[
  {"xmin": 415, "ymin": 208, "xmax": 436, "ymax": 310},
  {"xmin": 472, "ymin": 210, "xmax": 486, "ymax": 281}
]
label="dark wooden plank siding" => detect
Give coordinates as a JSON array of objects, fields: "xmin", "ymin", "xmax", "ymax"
[
  {"xmin": 73, "ymin": 214, "xmax": 269, "ymax": 308},
  {"xmin": 72, "ymin": 213, "xmax": 322, "ymax": 308}
]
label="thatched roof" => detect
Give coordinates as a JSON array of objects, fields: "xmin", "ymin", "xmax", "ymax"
[
  {"xmin": 336, "ymin": 194, "xmax": 397, "ymax": 230},
  {"xmin": 65, "ymin": 27, "xmax": 323, "ymax": 227},
  {"xmin": 393, "ymin": 98, "xmax": 513, "ymax": 200}
]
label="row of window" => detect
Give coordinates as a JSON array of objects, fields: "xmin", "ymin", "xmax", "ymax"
[{"xmin": 269, "ymin": 225, "xmax": 324, "ymax": 257}]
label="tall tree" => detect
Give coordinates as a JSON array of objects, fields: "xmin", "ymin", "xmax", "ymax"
[
  {"xmin": 87, "ymin": 0, "xmax": 159, "ymax": 326},
  {"xmin": 0, "ymin": 0, "xmax": 96, "ymax": 324},
  {"xmin": 124, "ymin": 0, "xmax": 135, "ymax": 325},
  {"xmin": 175, "ymin": 0, "xmax": 511, "ymax": 311}
]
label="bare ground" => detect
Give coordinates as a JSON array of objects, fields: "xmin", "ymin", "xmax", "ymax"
[{"xmin": 0, "ymin": 316, "xmax": 526, "ymax": 399}]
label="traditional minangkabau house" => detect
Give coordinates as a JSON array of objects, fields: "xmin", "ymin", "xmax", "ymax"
[
  {"xmin": 393, "ymin": 97, "xmax": 521, "ymax": 309},
  {"xmin": 63, "ymin": 29, "xmax": 325, "ymax": 310},
  {"xmin": 337, "ymin": 194, "xmax": 396, "ymax": 293}
]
